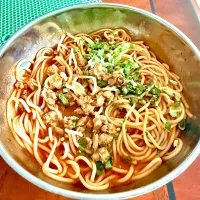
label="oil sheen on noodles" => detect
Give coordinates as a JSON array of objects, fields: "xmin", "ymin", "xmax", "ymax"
[{"xmin": 7, "ymin": 28, "xmax": 192, "ymax": 190}]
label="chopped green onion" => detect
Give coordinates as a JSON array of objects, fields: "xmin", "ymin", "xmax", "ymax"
[
  {"xmin": 145, "ymin": 82, "xmax": 154, "ymax": 91},
  {"xmin": 105, "ymin": 157, "xmax": 113, "ymax": 169},
  {"xmin": 74, "ymin": 37, "xmax": 80, "ymax": 43},
  {"xmin": 122, "ymin": 60, "xmax": 139, "ymax": 78},
  {"xmin": 119, "ymin": 86, "xmax": 129, "ymax": 95},
  {"xmin": 89, "ymin": 41, "xmax": 110, "ymax": 51},
  {"xmin": 96, "ymin": 161, "xmax": 104, "ymax": 176},
  {"xmin": 71, "ymin": 116, "xmax": 79, "ymax": 128},
  {"xmin": 162, "ymin": 88, "xmax": 174, "ymax": 96},
  {"xmin": 124, "ymin": 67, "xmax": 132, "ymax": 77},
  {"xmin": 114, "ymin": 42, "xmax": 134, "ymax": 53},
  {"xmin": 86, "ymin": 40, "xmax": 135, "ymax": 69},
  {"xmin": 133, "ymin": 62, "xmax": 139, "ymax": 69},
  {"xmin": 78, "ymin": 138, "xmax": 87, "ymax": 148},
  {"xmin": 58, "ymin": 93, "xmax": 70, "ymax": 106},
  {"xmin": 126, "ymin": 82, "xmax": 133, "ymax": 90},
  {"xmin": 74, "ymin": 37, "xmax": 84, "ymax": 45},
  {"xmin": 129, "ymin": 98, "xmax": 138, "ymax": 106},
  {"xmin": 83, "ymin": 70, "xmax": 90, "ymax": 76},
  {"xmin": 81, "ymin": 50, "xmax": 86, "ymax": 56},
  {"xmin": 97, "ymin": 49, "xmax": 104, "ymax": 57},
  {"xmin": 150, "ymin": 96, "xmax": 159, "ymax": 105},
  {"xmin": 84, "ymin": 37, "xmax": 95, "ymax": 45},
  {"xmin": 106, "ymin": 53, "xmax": 113, "ymax": 62},
  {"xmin": 73, "ymin": 47, "xmax": 79, "ymax": 53},
  {"xmin": 165, "ymin": 122, "xmax": 171, "ymax": 131},
  {"xmin": 119, "ymin": 82, "xmax": 146, "ymax": 96},
  {"xmin": 169, "ymin": 106, "xmax": 182, "ymax": 117},
  {"xmin": 114, "ymin": 66, "xmax": 121, "ymax": 70},
  {"xmin": 78, "ymin": 145, "xmax": 85, "ymax": 152},
  {"xmin": 73, "ymin": 116, "xmax": 79, "ymax": 121},
  {"xmin": 62, "ymin": 83, "xmax": 67, "ymax": 88},
  {"xmin": 97, "ymin": 80, "xmax": 108, "ymax": 88},
  {"xmin": 151, "ymin": 87, "xmax": 161, "ymax": 95},
  {"xmin": 130, "ymin": 80, "xmax": 138, "ymax": 88},
  {"xmin": 107, "ymin": 65, "xmax": 114, "ymax": 73},
  {"xmin": 131, "ymin": 71, "xmax": 140, "ymax": 82},
  {"xmin": 130, "ymin": 43, "xmax": 134, "ymax": 49},
  {"xmin": 178, "ymin": 119, "xmax": 186, "ymax": 130},
  {"xmin": 138, "ymin": 99, "xmax": 146, "ymax": 105},
  {"xmin": 132, "ymin": 84, "xmax": 145, "ymax": 96},
  {"xmin": 78, "ymin": 138, "xmax": 87, "ymax": 152},
  {"xmin": 174, "ymin": 100, "xmax": 181, "ymax": 107},
  {"xmin": 63, "ymin": 88, "xmax": 68, "ymax": 93},
  {"xmin": 114, "ymin": 55, "xmax": 121, "ymax": 65}
]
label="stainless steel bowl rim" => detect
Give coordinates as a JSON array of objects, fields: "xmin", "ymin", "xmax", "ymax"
[{"xmin": 0, "ymin": 3, "xmax": 200, "ymax": 200}]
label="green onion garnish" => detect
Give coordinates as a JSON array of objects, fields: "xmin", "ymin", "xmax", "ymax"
[
  {"xmin": 58, "ymin": 93, "xmax": 70, "ymax": 106},
  {"xmin": 165, "ymin": 122, "xmax": 171, "ymax": 131},
  {"xmin": 96, "ymin": 161, "xmax": 104, "ymax": 176},
  {"xmin": 105, "ymin": 157, "xmax": 113, "ymax": 169},
  {"xmin": 174, "ymin": 100, "xmax": 181, "ymax": 107},
  {"xmin": 97, "ymin": 80, "xmax": 108, "ymax": 88}
]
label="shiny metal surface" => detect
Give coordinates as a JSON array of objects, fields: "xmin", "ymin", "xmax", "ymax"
[{"xmin": 0, "ymin": 3, "xmax": 200, "ymax": 200}]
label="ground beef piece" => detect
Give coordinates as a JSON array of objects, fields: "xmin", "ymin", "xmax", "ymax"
[
  {"xmin": 64, "ymin": 116, "xmax": 79, "ymax": 129},
  {"xmin": 75, "ymin": 117, "xmax": 93, "ymax": 133},
  {"xmin": 103, "ymin": 91, "xmax": 114, "ymax": 99},
  {"xmin": 89, "ymin": 64, "xmax": 124, "ymax": 88},
  {"xmin": 41, "ymin": 88, "xmax": 57, "ymax": 105},
  {"xmin": 96, "ymin": 95, "xmax": 105, "ymax": 107},
  {"xmin": 76, "ymin": 116, "xmax": 89, "ymax": 126},
  {"xmin": 82, "ymin": 104, "xmax": 95, "ymax": 115},
  {"xmin": 75, "ymin": 52, "xmax": 87, "ymax": 67},
  {"xmin": 107, "ymin": 70, "xmax": 124, "ymax": 86},
  {"xmin": 93, "ymin": 115, "xmax": 102, "ymax": 130},
  {"xmin": 77, "ymin": 96, "xmax": 95, "ymax": 115},
  {"xmin": 42, "ymin": 111, "xmax": 60, "ymax": 127},
  {"xmin": 91, "ymin": 147, "xmax": 110, "ymax": 163},
  {"xmin": 46, "ymin": 64, "xmax": 58, "ymax": 76},
  {"xmin": 93, "ymin": 114, "xmax": 109, "ymax": 134},
  {"xmin": 53, "ymin": 127, "xmax": 65, "ymax": 136},
  {"xmin": 89, "ymin": 64, "xmax": 105, "ymax": 80},
  {"xmin": 48, "ymin": 74, "xmax": 63, "ymax": 90},
  {"xmin": 98, "ymin": 134, "xmax": 113, "ymax": 146},
  {"xmin": 92, "ymin": 134, "xmax": 98, "ymax": 151},
  {"xmin": 85, "ymin": 137, "xmax": 92, "ymax": 149},
  {"xmin": 76, "ymin": 126, "xmax": 86, "ymax": 133},
  {"xmin": 86, "ymin": 118, "xmax": 93, "ymax": 128},
  {"xmin": 101, "ymin": 123, "xmax": 116, "ymax": 134}
]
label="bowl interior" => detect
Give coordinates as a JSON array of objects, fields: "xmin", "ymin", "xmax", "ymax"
[{"xmin": 0, "ymin": 4, "xmax": 200, "ymax": 199}]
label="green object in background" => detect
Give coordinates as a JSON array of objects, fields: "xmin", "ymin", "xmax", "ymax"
[{"xmin": 0, "ymin": 0, "xmax": 101, "ymax": 47}]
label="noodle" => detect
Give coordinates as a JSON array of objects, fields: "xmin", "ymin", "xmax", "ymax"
[{"xmin": 7, "ymin": 28, "xmax": 192, "ymax": 190}]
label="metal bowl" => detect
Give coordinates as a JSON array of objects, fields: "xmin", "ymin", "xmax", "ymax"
[{"xmin": 0, "ymin": 3, "xmax": 200, "ymax": 200}]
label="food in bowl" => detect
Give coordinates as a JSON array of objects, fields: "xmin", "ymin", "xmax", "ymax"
[{"xmin": 7, "ymin": 28, "xmax": 192, "ymax": 190}]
